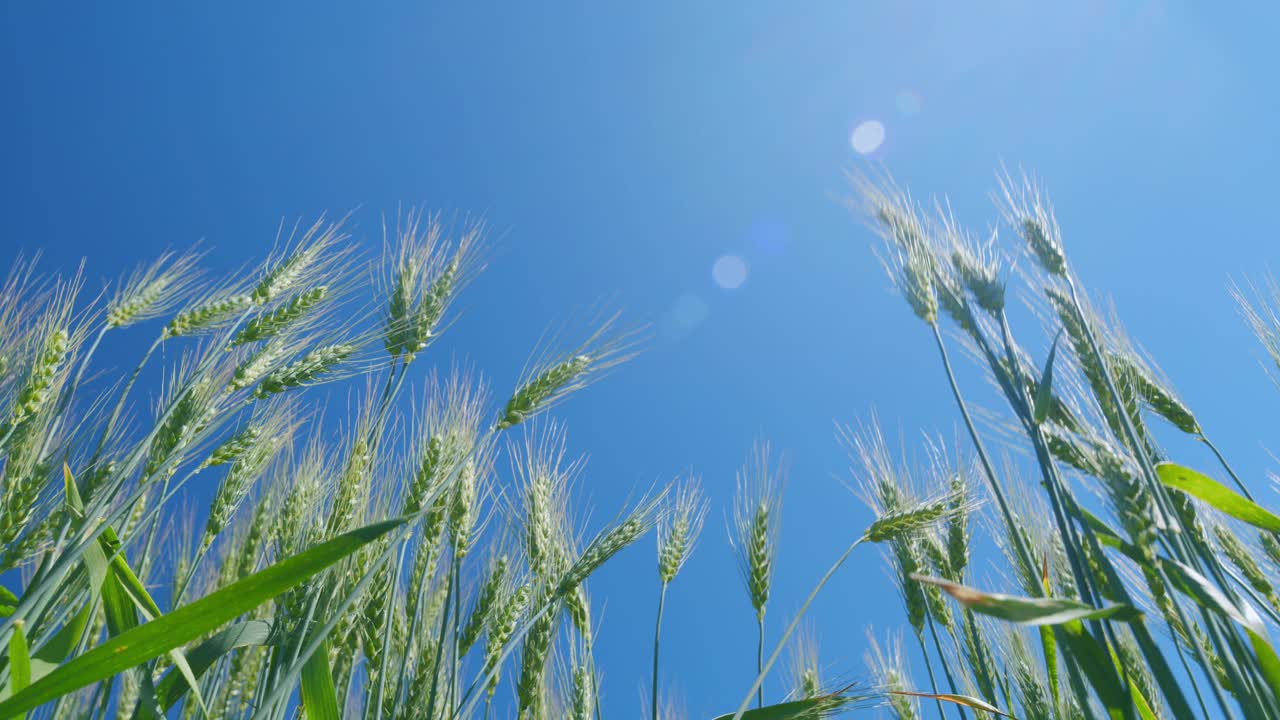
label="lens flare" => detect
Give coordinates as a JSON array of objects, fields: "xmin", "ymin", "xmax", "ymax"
[
  {"xmin": 712, "ymin": 255, "xmax": 748, "ymax": 290},
  {"xmin": 851, "ymin": 120, "xmax": 886, "ymax": 155}
]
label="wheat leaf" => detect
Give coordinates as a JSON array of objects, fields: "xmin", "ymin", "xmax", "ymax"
[
  {"xmin": 1033, "ymin": 330, "xmax": 1063, "ymax": 424},
  {"xmin": 6, "ymin": 622, "xmax": 30, "ymax": 695},
  {"xmin": 891, "ymin": 691, "xmax": 1012, "ymax": 717},
  {"xmin": 299, "ymin": 640, "xmax": 341, "ymax": 720},
  {"xmin": 153, "ymin": 619, "xmax": 272, "ymax": 710},
  {"xmin": 1156, "ymin": 462, "xmax": 1280, "ymax": 532},
  {"xmin": 912, "ymin": 574, "xmax": 1140, "ymax": 626},
  {"xmin": 0, "ymin": 517, "xmax": 405, "ymax": 718}
]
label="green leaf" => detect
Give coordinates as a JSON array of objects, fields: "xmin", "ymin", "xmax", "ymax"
[
  {"xmin": 1038, "ymin": 555, "xmax": 1061, "ymax": 711},
  {"xmin": 1161, "ymin": 557, "xmax": 1264, "ymax": 635},
  {"xmin": 94, "ymin": 527, "xmax": 162, "ymax": 719},
  {"xmin": 61, "ymin": 465, "xmax": 82, "ymax": 517},
  {"xmin": 1156, "ymin": 462, "xmax": 1280, "ymax": 532},
  {"xmin": 1158, "ymin": 556, "xmax": 1280, "ymax": 703},
  {"xmin": 1247, "ymin": 628, "xmax": 1280, "ymax": 712},
  {"xmin": 712, "ymin": 691, "xmax": 864, "ymax": 719},
  {"xmin": 0, "ymin": 588, "xmax": 16, "ymax": 619},
  {"xmin": 7, "ymin": 622, "xmax": 29, "ymax": 695},
  {"xmin": 153, "ymin": 619, "xmax": 272, "ymax": 710},
  {"xmin": 1129, "ymin": 677, "xmax": 1158, "ymax": 720},
  {"xmin": 1034, "ymin": 330, "xmax": 1064, "ymax": 424},
  {"xmin": 63, "ymin": 466, "xmax": 185, "ymax": 719},
  {"xmin": 1040, "ymin": 622, "xmax": 1059, "ymax": 706},
  {"xmin": 0, "ymin": 516, "xmax": 406, "ymax": 718},
  {"xmin": 299, "ymin": 640, "xmax": 341, "ymax": 720},
  {"xmin": 912, "ymin": 575, "xmax": 1141, "ymax": 626},
  {"xmin": 29, "ymin": 603, "xmax": 91, "ymax": 683},
  {"xmin": 101, "ymin": 530, "xmax": 206, "ymax": 718},
  {"xmin": 891, "ymin": 691, "xmax": 1012, "ymax": 717},
  {"xmin": 1058, "ymin": 620, "xmax": 1132, "ymax": 720}
]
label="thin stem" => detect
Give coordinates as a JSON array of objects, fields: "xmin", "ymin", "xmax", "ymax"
[
  {"xmin": 393, "ymin": 530, "xmax": 435, "ymax": 709},
  {"xmin": 1168, "ymin": 622, "xmax": 1214, "ymax": 719},
  {"xmin": 913, "ymin": 630, "xmax": 950, "ymax": 720},
  {"xmin": 925, "ymin": 615, "xmax": 967, "ymax": 720},
  {"xmin": 651, "ymin": 581, "xmax": 668, "ymax": 720},
  {"xmin": 372, "ymin": 539, "xmax": 410, "ymax": 720},
  {"xmin": 172, "ymin": 538, "xmax": 214, "ymax": 607},
  {"xmin": 1200, "ymin": 434, "xmax": 1252, "ymax": 499},
  {"xmin": 448, "ymin": 550, "xmax": 464, "ymax": 712},
  {"xmin": 425, "ymin": 555, "xmax": 456, "ymax": 716},
  {"xmin": 1062, "ymin": 276, "xmax": 1271, "ymax": 715},
  {"xmin": 928, "ymin": 322, "xmax": 1039, "ymax": 586},
  {"xmin": 991, "ymin": 311, "xmax": 1103, "ymax": 612},
  {"xmin": 756, "ymin": 614, "xmax": 765, "ymax": 710},
  {"xmin": 91, "ymin": 335, "xmax": 162, "ymax": 464},
  {"xmin": 730, "ymin": 534, "xmax": 867, "ymax": 720}
]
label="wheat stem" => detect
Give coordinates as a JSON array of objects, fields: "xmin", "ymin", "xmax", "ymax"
[
  {"xmin": 424, "ymin": 556, "xmax": 457, "ymax": 718},
  {"xmin": 371, "ymin": 537, "xmax": 410, "ymax": 720},
  {"xmin": 651, "ymin": 581, "xmax": 667, "ymax": 720},
  {"xmin": 913, "ymin": 630, "xmax": 950, "ymax": 720},
  {"xmin": 928, "ymin": 322, "xmax": 1038, "ymax": 586},
  {"xmin": 1061, "ymin": 280, "xmax": 1254, "ymax": 717},
  {"xmin": 729, "ymin": 535, "xmax": 867, "ymax": 720},
  {"xmin": 925, "ymin": 613, "xmax": 967, "ymax": 720},
  {"xmin": 755, "ymin": 615, "xmax": 764, "ymax": 710},
  {"xmin": 1200, "ymin": 434, "xmax": 1253, "ymax": 499},
  {"xmin": 91, "ymin": 335, "xmax": 163, "ymax": 465},
  {"xmin": 171, "ymin": 541, "xmax": 212, "ymax": 608}
]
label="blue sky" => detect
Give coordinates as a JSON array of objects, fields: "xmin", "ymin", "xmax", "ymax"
[{"xmin": 4, "ymin": 1, "xmax": 1280, "ymax": 717}]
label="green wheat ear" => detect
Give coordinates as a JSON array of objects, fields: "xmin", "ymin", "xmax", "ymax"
[
  {"xmin": 250, "ymin": 342, "xmax": 357, "ymax": 399},
  {"xmin": 231, "ymin": 285, "xmax": 329, "ymax": 346},
  {"xmin": 498, "ymin": 354, "xmax": 592, "ymax": 429},
  {"xmin": 731, "ymin": 442, "xmax": 782, "ymax": 622},
  {"xmin": 459, "ymin": 552, "xmax": 509, "ymax": 655},
  {"xmin": 658, "ymin": 476, "xmax": 708, "ymax": 584},
  {"xmin": 107, "ymin": 250, "xmax": 202, "ymax": 329},
  {"xmin": 10, "ymin": 327, "xmax": 68, "ymax": 425},
  {"xmin": 556, "ymin": 490, "xmax": 665, "ymax": 597},
  {"xmin": 164, "ymin": 292, "xmax": 254, "ymax": 338},
  {"xmin": 866, "ymin": 500, "xmax": 950, "ymax": 544},
  {"xmin": 497, "ymin": 312, "xmax": 640, "ymax": 430},
  {"xmin": 382, "ymin": 211, "xmax": 483, "ymax": 361},
  {"xmin": 251, "ymin": 217, "xmax": 345, "ymax": 305}
]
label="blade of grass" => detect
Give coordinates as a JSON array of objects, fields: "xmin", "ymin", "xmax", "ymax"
[
  {"xmin": 712, "ymin": 689, "xmax": 869, "ymax": 720},
  {"xmin": 1058, "ymin": 619, "xmax": 1131, "ymax": 720},
  {"xmin": 28, "ymin": 603, "xmax": 91, "ymax": 683},
  {"xmin": 152, "ymin": 619, "xmax": 272, "ymax": 710},
  {"xmin": 1156, "ymin": 462, "xmax": 1280, "ymax": 533},
  {"xmin": 912, "ymin": 575, "xmax": 1141, "ymax": 626},
  {"xmin": 6, "ymin": 622, "xmax": 29, "ymax": 695},
  {"xmin": 891, "ymin": 691, "xmax": 1012, "ymax": 718},
  {"xmin": 1032, "ymin": 331, "xmax": 1064, "ymax": 424},
  {"xmin": 299, "ymin": 640, "xmax": 341, "ymax": 720},
  {"xmin": 0, "ymin": 516, "xmax": 405, "ymax": 718}
]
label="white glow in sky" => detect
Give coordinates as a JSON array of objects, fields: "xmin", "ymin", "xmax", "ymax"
[
  {"xmin": 851, "ymin": 120, "xmax": 886, "ymax": 154},
  {"xmin": 712, "ymin": 255, "xmax": 747, "ymax": 289}
]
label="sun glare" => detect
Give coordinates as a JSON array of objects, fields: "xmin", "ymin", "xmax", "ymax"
[{"xmin": 851, "ymin": 120, "xmax": 886, "ymax": 154}]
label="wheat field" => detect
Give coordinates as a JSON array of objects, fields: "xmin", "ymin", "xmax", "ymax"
[{"xmin": 4, "ymin": 172, "xmax": 1280, "ymax": 720}]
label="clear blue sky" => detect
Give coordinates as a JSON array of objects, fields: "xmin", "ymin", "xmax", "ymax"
[{"xmin": 3, "ymin": 1, "xmax": 1280, "ymax": 717}]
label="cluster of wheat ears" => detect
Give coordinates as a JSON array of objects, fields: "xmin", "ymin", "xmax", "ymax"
[{"xmin": 4, "ymin": 174, "xmax": 1280, "ymax": 720}]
